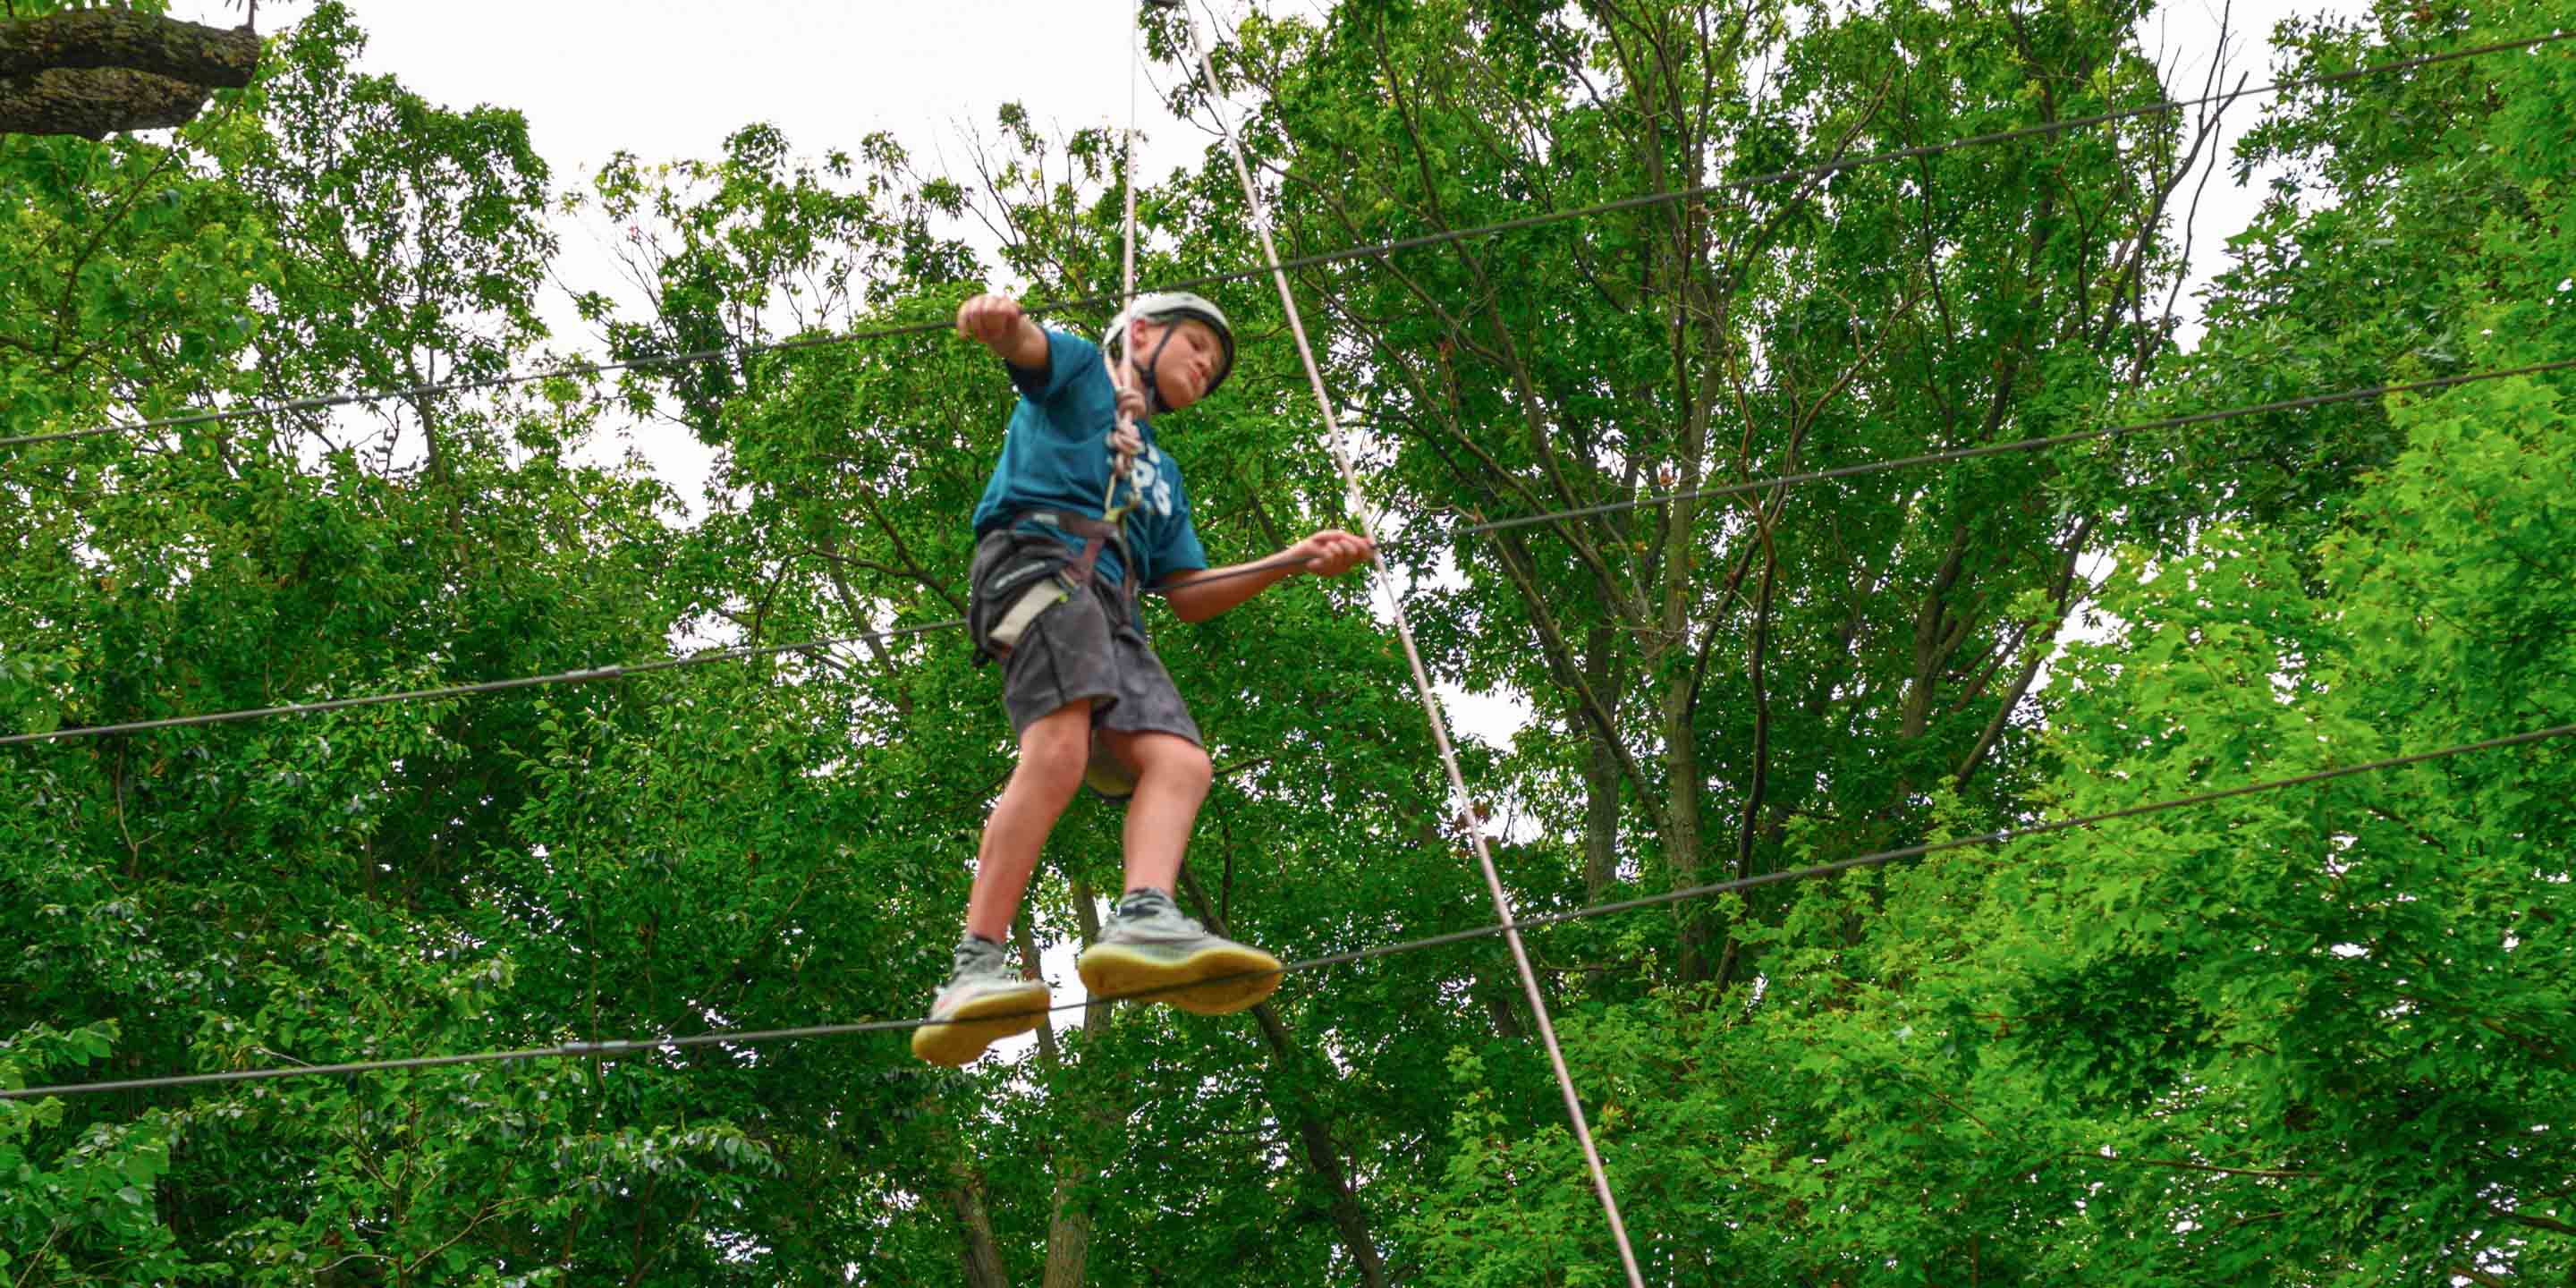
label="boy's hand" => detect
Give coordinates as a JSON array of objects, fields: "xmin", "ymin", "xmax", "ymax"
[
  {"xmin": 1113, "ymin": 382, "xmax": 1149, "ymax": 427},
  {"xmin": 1288, "ymin": 529, "xmax": 1374, "ymax": 577},
  {"xmin": 1163, "ymin": 529, "xmax": 1377, "ymax": 623},
  {"xmin": 957, "ymin": 293, "xmax": 1050, "ymax": 371},
  {"xmin": 955, "ymin": 293, "xmax": 1027, "ymax": 346},
  {"xmin": 1105, "ymin": 377, "xmax": 1147, "ymax": 457}
]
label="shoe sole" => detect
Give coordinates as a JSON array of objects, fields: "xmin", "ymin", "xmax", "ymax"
[
  {"xmin": 910, "ymin": 981, "xmax": 1050, "ymax": 1066},
  {"xmin": 1078, "ymin": 942, "xmax": 1282, "ymax": 1015}
]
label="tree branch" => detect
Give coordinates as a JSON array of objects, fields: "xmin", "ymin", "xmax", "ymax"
[{"xmin": 0, "ymin": 9, "xmax": 258, "ymax": 138}]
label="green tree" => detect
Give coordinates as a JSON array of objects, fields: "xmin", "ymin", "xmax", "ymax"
[
  {"xmin": 1204, "ymin": 0, "xmax": 2223, "ymax": 1004},
  {"xmin": 1391, "ymin": 1, "xmax": 2576, "ymax": 1281},
  {"xmin": 5, "ymin": 1, "xmax": 2571, "ymax": 1283}
]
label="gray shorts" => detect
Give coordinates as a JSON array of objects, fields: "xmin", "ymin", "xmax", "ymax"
[{"xmin": 969, "ymin": 530, "xmax": 1203, "ymax": 781}]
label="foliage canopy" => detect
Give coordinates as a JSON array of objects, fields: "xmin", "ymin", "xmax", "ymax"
[{"xmin": 3, "ymin": 1, "xmax": 2570, "ymax": 1284}]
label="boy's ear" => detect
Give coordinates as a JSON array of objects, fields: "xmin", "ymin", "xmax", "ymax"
[{"xmin": 1124, "ymin": 318, "xmax": 1161, "ymax": 353}]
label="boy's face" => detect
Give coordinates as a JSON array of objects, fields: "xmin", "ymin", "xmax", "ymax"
[{"xmin": 1130, "ymin": 318, "xmax": 1226, "ymax": 412}]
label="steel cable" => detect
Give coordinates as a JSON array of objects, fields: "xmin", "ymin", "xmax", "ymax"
[
  {"xmin": 0, "ymin": 554, "xmax": 1310, "ymax": 747},
  {"xmin": 1461, "ymin": 359, "xmax": 2576, "ymax": 535},
  {"xmin": 7, "ymin": 719, "xmax": 2563, "ymax": 1101}
]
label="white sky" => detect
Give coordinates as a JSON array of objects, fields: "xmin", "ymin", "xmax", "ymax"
[
  {"xmin": 184, "ymin": 0, "xmax": 2362, "ymax": 500},
  {"xmin": 171, "ymin": 0, "xmax": 2360, "ymax": 1034}
]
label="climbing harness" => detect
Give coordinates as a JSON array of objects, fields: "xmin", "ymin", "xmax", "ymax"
[
  {"xmin": 983, "ymin": 0, "xmax": 1165, "ymax": 673},
  {"xmin": 970, "ymin": 511, "xmax": 1138, "ymax": 665},
  {"xmin": 973, "ymin": 551, "xmax": 1070, "ymax": 660}
]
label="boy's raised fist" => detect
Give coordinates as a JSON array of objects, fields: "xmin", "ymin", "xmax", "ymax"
[{"xmin": 956, "ymin": 293, "xmax": 1026, "ymax": 346}]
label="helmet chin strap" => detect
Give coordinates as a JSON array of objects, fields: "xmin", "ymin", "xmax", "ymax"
[{"xmin": 1134, "ymin": 325, "xmax": 1182, "ymax": 413}]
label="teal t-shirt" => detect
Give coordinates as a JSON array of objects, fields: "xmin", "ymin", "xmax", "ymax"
[{"xmin": 970, "ymin": 328, "xmax": 1208, "ymax": 589}]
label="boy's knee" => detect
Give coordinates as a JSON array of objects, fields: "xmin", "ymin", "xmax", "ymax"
[
  {"xmin": 1018, "ymin": 706, "xmax": 1093, "ymax": 793},
  {"xmin": 1143, "ymin": 738, "xmax": 1213, "ymax": 797}
]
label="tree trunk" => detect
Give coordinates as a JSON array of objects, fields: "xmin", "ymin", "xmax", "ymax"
[
  {"xmin": 1661, "ymin": 668, "xmax": 1714, "ymax": 981},
  {"xmin": 1040, "ymin": 1174, "xmax": 1096, "ymax": 1288},
  {"xmin": 1178, "ymin": 868, "xmax": 1393, "ymax": 1288},
  {"xmin": 1017, "ymin": 911, "xmax": 1109, "ymax": 1288},
  {"xmin": 1581, "ymin": 626, "xmax": 1623, "ymax": 901},
  {"xmin": 941, "ymin": 1144, "xmax": 1011, "ymax": 1288}
]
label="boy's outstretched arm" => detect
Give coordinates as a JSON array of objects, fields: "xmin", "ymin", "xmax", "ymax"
[
  {"xmin": 1159, "ymin": 529, "xmax": 1374, "ymax": 623},
  {"xmin": 956, "ymin": 293, "xmax": 1050, "ymax": 371}
]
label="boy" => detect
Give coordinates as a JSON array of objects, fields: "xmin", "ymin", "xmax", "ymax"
[{"xmin": 913, "ymin": 289, "xmax": 1374, "ymax": 1066}]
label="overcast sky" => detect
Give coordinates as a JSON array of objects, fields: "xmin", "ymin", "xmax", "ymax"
[
  {"xmin": 169, "ymin": 0, "xmax": 2361, "ymax": 1027},
  {"xmin": 169, "ymin": 0, "xmax": 2360, "ymax": 509}
]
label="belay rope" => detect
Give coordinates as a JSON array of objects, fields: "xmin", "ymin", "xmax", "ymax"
[
  {"xmin": 982, "ymin": 2, "xmax": 1155, "ymax": 691},
  {"xmin": 1166, "ymin": 5, "xmax": 1651, "ymax": 1285},
  {"xmin": 1101, "ymin": 0, "xmax": 1151, "ymax": 523}
]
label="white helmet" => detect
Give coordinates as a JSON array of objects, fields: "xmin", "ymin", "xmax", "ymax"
[{"xmin": 1105, "ymin": 290, "xmax": 1235, "ymax": 408}]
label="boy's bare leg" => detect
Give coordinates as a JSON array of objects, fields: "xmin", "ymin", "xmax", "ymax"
[
  {"xmin": 965, "ymin": 699, "xmax": 1093, "ymax": 943},
  {"xmin": 918, "ymin": 702, "xmax": 1086, "ymax": 1066},
  {"xmin": 1080, "ymin": 728, "xmax": 1274, "ymax": 1015},
  {"xmin": 1098, "ymin": 729, "xmax": 1212, "ymax": 894}
]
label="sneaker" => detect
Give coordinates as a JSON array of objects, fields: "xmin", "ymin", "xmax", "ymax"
[
  {"xmin": 911, "ymin": 938, "xmax": 1050, "ymax": 1067},
  {"xmin": 1077, "ymin": 890, "xmax": 1281, "ymax": 1016}
]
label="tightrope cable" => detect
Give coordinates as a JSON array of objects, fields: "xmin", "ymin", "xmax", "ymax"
[
  {"xmin": 7, "ymin": 720, "xmax": 2563, "ymax": 1101},
  {"xmin": 0, "ymin": 621, "xmax": 963, "ymax": 748},
  {"xmin": 5, "ymin": 29, "xmax": 2563, "ymax": 453}
]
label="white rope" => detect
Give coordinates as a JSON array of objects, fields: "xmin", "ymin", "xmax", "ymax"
[
  {"xmin": 1101, "ymin": 0, "xmax": 1148, "ymax": 519},
  {"xmin": 1169, "ymin": 7, "xmax": 1648, "ymax": 1284}
]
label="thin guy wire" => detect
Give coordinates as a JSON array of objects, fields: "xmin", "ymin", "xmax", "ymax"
[
  {"xmin": 1178, "ymin": 10, "xmax": 1648, "ymax": 1285},
  {"xmin": 6, "ymin": 29, "xmax": 2562, "ymax": 453},
  {"xmin": 9, "ymin": 720, "xmax": 2563, "ymax": 1102},
  {"xmin": 0, "ymin": 555, "xmax": 1316, "ymax": 747},
  {"xmin": 1462, "ymin": 359, "xmax": 2576, "ymax": 535},
  {"xmin": 0, "ymin": 620, "xmax": 960, "ymax": 747},
  {"xmin": 10, "ymin": 352, "xmax": 2561, "ymax": 747}
]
